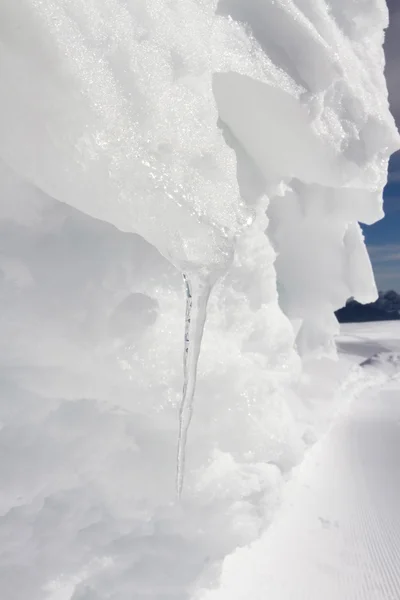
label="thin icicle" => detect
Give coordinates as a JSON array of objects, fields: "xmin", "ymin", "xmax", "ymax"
[{"xmin": 176, "ymin": 273, "xmax": 212, "ymax": 498}]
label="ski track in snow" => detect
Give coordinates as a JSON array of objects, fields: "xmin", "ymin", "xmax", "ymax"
[{"xmin": 200, "ymin": 324, "xmax": 400, "ymax": 600}]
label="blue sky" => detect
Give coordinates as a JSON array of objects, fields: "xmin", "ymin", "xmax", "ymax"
[
  {"xmin": 364, "ymin": 155, "xmax": 400, "ymax": 291},
  {"xmin": 364, "ymin": 0, "xmax": 400, "ymax": 291}
]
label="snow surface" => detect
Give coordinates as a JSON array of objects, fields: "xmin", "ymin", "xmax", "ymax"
[
  {"xmin": 0, "ymin": 0, "xmax": 399, "ymax": 599},
  {"xmin": 198, "ymin": 323, "xmax": 400, "ymax": 600}
]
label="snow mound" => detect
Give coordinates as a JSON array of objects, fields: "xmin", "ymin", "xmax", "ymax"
[
  {"xmin": 0, "ymin": 0, "xmax": 398, "ymax": 276},
  {"xmin": 0, "ymin": 0, "xmax": 398, "ymax": 598},
  {"xmin": 1, "ymin": 0, "xmax": 398, "ymax": 362}
]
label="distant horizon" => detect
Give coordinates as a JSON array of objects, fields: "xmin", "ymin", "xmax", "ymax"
[{"xmin": 337, "ymin": 288, "xmax": 400, "ymax": 323}]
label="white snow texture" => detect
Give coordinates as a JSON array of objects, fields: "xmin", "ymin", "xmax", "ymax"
[{"xmin": 0, "ymin": 1, "xmax": 398, "ymax": 599}]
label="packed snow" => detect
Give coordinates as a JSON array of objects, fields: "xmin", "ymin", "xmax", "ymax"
[
  {"xmin": 0, "ymin": 0, "xmax": 399, "ymax": 599},
  {"xmin": 198, "ymin": 326, "xmax": 400, "ymax": 600}
]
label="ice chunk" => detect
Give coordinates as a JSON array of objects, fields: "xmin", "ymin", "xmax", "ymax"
[
  {"xmin": 0, "ymin": 0, "xmax": 252, "ymax": 273},
  {"xmin": 0, "ymin": 0, "xmax": 398, "ymax": 340},
  {"xmin": 0, "ymin": 0, "xmax": 398, "ymax": 498}
]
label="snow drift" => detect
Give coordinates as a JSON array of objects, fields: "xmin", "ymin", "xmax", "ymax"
[
  {"xmin": 0, "ymin": 0, "xmax": 398, "ymax": 598},
  {"xmin": 1, "ymin": 0, "xmax": 397, "ymax": 346}
]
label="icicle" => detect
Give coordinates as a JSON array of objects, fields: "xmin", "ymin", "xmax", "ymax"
[{"xmin": 176, "ymin": 272, "xmax": 212, "ymax": 498}]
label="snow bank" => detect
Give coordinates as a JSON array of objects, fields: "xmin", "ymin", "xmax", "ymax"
[
  {"xmin": 1, "ymin": 0, "xmax": 397, "ymax": 344},
  {"xmin": 0, "ymin": 0, "xmax": 398, "ymax": 598}
]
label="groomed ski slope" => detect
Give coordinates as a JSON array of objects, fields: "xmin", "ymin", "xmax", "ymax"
[{"xmin": 199, "ymin": 322, "xmax": 400, "ymax": 600}]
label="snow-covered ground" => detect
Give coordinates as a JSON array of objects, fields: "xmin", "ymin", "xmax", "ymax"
[
  {"xmin": 1, "ymin": 316, "xmax": 400, "ymax": 600},
  {"xmin": 200, "ymin": 322, "xmax": 400, "ymax": 600}
]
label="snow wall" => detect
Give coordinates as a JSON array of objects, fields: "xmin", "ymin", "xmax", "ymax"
[{"xmin": 0, "ymin": 1, "xmax": 398, "ymax": 598}]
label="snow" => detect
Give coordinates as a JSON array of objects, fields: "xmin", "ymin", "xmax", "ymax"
[
  {"xmin": 0, "ymin": 0, "xmax": 399, "ymax": 599},
  {"xmin": 197, "ymin": 324, "xmax": 400, "ymax": 600}
]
